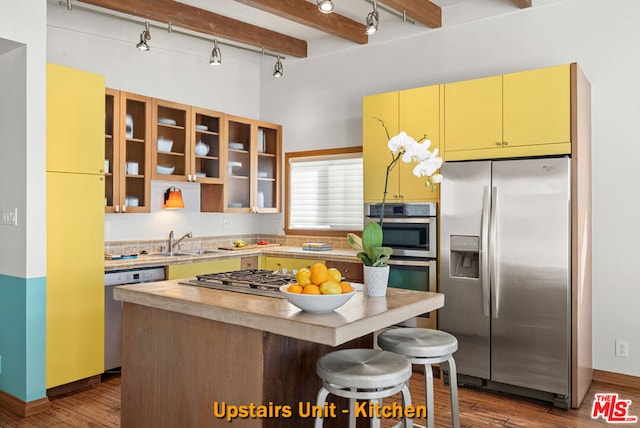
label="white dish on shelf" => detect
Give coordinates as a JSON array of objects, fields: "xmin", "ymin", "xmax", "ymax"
[
  {"xmin": 195, "ymin": 172, "xmax": 206, "ymax": 178},
  {"xmin": 195, "ymin": 141, "xmax": 210, "ymax": 156},
  {"xmin": 196, "ymin": 124, "xmax": 208, "ymax": 131},
  {"xmin": 228, "ymin": 142, "xmax": 244, "ymax": 150},
  {"xmin": 157, "ymin": 137, "xmax": 173, "ymax": 153},
  {"xmin": 125, "ymin": 196, "xmax": 139, "ymax": 207},
  {"xmin": 156, "ymin": 164, "xmax": 175, "ymax": 175},
  {"xmin": 158, "ymin": 118, "xmax": 177, "ymax": 126},
  {"xmin": 228, "ymin": 202, "xmax": 243, "ymax": 208}
]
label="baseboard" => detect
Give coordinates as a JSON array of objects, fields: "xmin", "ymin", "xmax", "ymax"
[
  {"xmin": 46, "ymin": 374, "xmax": 101, "ymax": 398},
  {"xmin": 593, "ymin": 369, "xmax": 640, "ymax": 390},
  {"xmin": 0, "ymin": 389, "xmax": 49, "ymax": 417}
]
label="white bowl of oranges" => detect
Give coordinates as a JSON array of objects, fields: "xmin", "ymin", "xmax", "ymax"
[{"xmin": 280, "ymin": 263, "xmax": 356, "ymax": 314}]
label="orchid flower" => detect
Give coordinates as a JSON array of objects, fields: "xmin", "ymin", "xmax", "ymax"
[
  {"xmin": 402, "ymin": 138, "xmax": 432, "ymax": 163},
  {"xmin": 387, "ymin": 132, "xmax": 417, "ymax": 155}
]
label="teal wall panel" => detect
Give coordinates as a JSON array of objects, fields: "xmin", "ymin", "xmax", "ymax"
[{"xmin": 0, "ymin": 274, "xmax": 46, "ymax": 402}]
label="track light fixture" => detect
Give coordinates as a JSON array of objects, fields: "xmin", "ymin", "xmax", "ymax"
[
  {"xmin": 136, "ymin": 21, "xmax": 151, "ymax": 51},
  {"xmin": 317, "ymin": 0, "xmax": 335, "ymax": 13},
  {"xmin": 365, "ymin": 0, "xmax": 379, "ymax": 35},
  {"xmin": 209, "ymin": 39, "xmax": 222, "ymax": 65},
  {"xmin": 273, "ymin": 55, "xmax": 283, "ymax": 78}
]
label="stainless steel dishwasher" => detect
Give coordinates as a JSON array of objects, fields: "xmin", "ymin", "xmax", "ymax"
[{"xmin": 104, "ymin": 266, "xmax": 165, "ymax": 372}]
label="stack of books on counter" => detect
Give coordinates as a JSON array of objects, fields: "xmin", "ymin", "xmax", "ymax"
[{"xmin": 302, "ymin": 242, "xmax": 333, "ymax": 251}]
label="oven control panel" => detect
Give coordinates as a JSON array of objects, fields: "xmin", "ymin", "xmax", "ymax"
[{"xmin": 366, "ymin": 202, "xmax": 437, "ymax": 218}]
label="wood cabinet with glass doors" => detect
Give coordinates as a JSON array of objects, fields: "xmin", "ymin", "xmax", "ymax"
[
  {"xmin": 443, "ymin": 64, "xmax": 571, "ymax": 161},
  {"xmin": 104, "ymin": 89, "xmax": 151, "ymax": 213},
  {"xmin": 191, "ymin": 106, "xmax": 224, "ymax": 183},
  {"xmin": 152, "ymin": 99, "xmax": 190, "ymax": 181},
  {"xmin": 362, "ymin": 85, "xmax": 441, "ymax": 203},
  {"xmin": 203, "ymin": 116, "xmax": 282, "ymax": 213}
]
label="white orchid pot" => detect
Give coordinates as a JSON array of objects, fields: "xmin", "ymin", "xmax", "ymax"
[{"xmin": 363, "ymin": 265, "xmax": 390, "ymax": 297}]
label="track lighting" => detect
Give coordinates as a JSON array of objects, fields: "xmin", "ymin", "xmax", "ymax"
[
  {"xmin": 365, "ymin": 0, "xmax": 379, "ymax": 35},
  {"xmin": 273, "ymin": 55, "xmax": 283, "ymax": 78},
  {"xmin": 136, "ymin": 21, "xmax": 151, "ymax": 51},
  {"xmin": 209, "ymin": 39, "xmax": 222, "ymax": 65},
  {"xmin": 317, "ymin": 0, "xmax": 335, "ymax": 13}
]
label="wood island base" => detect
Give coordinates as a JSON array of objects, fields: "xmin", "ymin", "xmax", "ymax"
[{"xmin": 121, "ymin": 303, "xmax": 373, "ymax": 428}]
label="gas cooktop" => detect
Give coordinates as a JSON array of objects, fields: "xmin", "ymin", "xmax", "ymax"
[{"xmin": 179, "ymin": 269, "xmax": 297, "ymax": 298}]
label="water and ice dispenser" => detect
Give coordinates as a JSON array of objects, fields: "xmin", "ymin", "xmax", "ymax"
[{"xmin": 449, "ymin": 235, "xmax": 480, "ymax": 278}]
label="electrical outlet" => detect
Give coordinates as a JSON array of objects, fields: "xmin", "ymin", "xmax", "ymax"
[
  {"xmin": 615, "ymin": 339, "xmax": 629, "ymax": 358},
  {"xmin": 1, "ymin": 208, "xmax": 17, "ymax": 226},
  {"xmin": 223, "ymin": 219, "xmax": 231, "ymax": 230}
]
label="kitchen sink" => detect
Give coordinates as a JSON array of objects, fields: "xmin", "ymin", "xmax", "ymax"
[
  {"xmin": 178, "ymin": 249, "xmax": 223, "ymax": 255},
  {"xmin": 153, "ymin": 252, "xmax": 188, "ymax": 257}
]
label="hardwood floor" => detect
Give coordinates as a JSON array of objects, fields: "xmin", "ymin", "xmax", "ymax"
[{"xmin": 0, "ymin": 371, "xmax": 637, "ymax": 427}]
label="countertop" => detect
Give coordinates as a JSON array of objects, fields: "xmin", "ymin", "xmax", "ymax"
[
  {"xmin": 113, "ymin": 280, "xmax": 444, "ymax": 346},
  {"xmin": 104, "ymin": 246, "xmax": 360, "ymax": 271}
]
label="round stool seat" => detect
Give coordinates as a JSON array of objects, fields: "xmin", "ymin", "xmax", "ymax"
[
  {"xmin": 316, "ymin": 348, "xmax": 412, "ymax": 389},
  {"xmin": 378, "ymin": 328, "xmax": 458, "ymax": 358}
]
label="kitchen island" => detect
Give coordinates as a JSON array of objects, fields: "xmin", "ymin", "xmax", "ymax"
[{"xmin": 114, "ymin": 279, "xmax": 444, "ymax": 427}]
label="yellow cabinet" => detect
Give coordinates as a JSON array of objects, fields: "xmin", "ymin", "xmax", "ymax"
[
  {"xmin": 105, "ymin": 90, "xmax": 152, "ymax": 213},
  {"xmin": 46, "ymin": 63, "xmax": 105, "ymax": 389},
  {"xmin": 398, "ymin": 85, "xmax": 441, "ymax": 201},
  {"xmin": 46, "ymin": 63, "xmax": 105, "ymax": 174},
  {"xmin": 363, "ymin": 86, "xmax": 441, "ymax": 203},
  {"xmin": 166, "ymin": 259, "xmax": 242, "ymax": 280},
  {"xmin": 363, "ymin": 91, "xmax": 399, "ymax": 203},
  {"xmin": 262, "ymin": 257, "xmax": 324, "ymax": 272},
  {"xmin": 444, "ymin": 64, "xmax": 572, "ymax": 161}
]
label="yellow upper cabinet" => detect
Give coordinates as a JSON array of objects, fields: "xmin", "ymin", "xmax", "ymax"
[
  {"xmin": 444, "ymin": 64, "xmax": 572, "ymax": 161},
  {"xmin": 363, "ymin": 91, "xmax": 399, "ymax": 203},
  {"xmin": 503, "ymin": 64, "xmax": 571, "ymax": 147},
  {"xmin": 47, "ymin": 63, "xmax": 105, "ymax": 174},
  {"xmin": 443, "ymin": 75, "xmax": 503, "ymax": 153},
  {"xmin": 399, "ymin": 85, "xmax": 441, "ymax": 201}
]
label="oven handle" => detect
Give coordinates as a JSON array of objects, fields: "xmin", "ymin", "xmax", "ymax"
[
  {"xmin": 386, "ymin": 259, "xmax": 434, "ymax": 267},
  {"xmin": 368, "ymin": 217, "xmax": 435, "ymax": 224}
]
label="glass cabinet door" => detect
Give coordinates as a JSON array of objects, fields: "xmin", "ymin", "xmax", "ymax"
[
  {"xmin": 226, "ymin": 116, "xmax": 252, "ymax": 210},
  {"xmin": 152, "ymin": 99, "xmax": 189, "ymax": 181},
  {"xmin": 256, "ymin": 122, "xmax": 281, "ymax": 212},
  {"xmin": 121, "ymin": 93, "xmax": 151, "ymax": 212},
  {"xmin": 104, "ymin": 89, "xmax": 119, "ymax": 212},
  {"xmin": 192, "ymin": 107, "xmax": 224, "ymax": 183}
]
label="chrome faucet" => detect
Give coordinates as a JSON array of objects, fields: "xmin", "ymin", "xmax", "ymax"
[{"xmin": 168, "ymin": 230, "xmax": 192, "ymax": 254}]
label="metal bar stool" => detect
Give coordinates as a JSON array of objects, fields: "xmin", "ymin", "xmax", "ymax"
[
  {"xmin": 377, "ymin": 328, "xmax": 460, "ymax": 428},
  {"xmin": 315, "ymin": 348, "xmax": 414, "ymax": 428}
]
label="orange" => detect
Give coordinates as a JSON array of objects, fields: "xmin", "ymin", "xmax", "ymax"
[
  {"xmin": 340, "ymin": 281, "xmax": 354, "ymax": 293},
  {"xmin": 288, "ymin": 284, "xmax": 303, "ymax": 294},
  {"xmin": 310, "ymin": 263, "xmax": 329, "ymax": 285},
  {"xmin": 327, "ymin": 267, "xmax": 342, "ymax": 283},
  {"xmin": 295, "ymin": 267, "xmax": 312, "ymax": 286},
  {"xmin": 302, "ymin": 284, "xmax": 321, "ymax": 295}
]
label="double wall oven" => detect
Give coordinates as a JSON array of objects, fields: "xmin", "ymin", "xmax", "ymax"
[{"xmin": 365, "ymin": 202, "xmax": 438, "ymax": 328}]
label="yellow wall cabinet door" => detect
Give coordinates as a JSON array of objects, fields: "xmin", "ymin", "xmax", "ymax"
[
  {"xmin": 47, "ymin": 63, "xmax": 105, "ymax": 174},
  {"xmin": 262, "ymin": 257, "xmax": 324, "ymax": 272},
  {"xmin": 398, "ymin": 85, "xmax": 442, "ymax": 202},
  {"xmin": 443, "ymin": 75, "xmax": 503, "ymax": 156},
  {"xmin": 46, "ymin": 172, "xmax": 105, "ymax": 389},
  {"xmin": 166, "ymin": 259, "xmax": 242, "ymax": 280},
  {"xmin": 363, "ymin": 91, "xmax": 399, "ymax": 203}
]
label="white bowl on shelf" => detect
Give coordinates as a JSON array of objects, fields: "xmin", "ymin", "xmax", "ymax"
[
  {"xmin": 156, "ymin": 164, "xmax": 175, "ymax": 175},
  {"xmin": 228, "ymin": 202, "xmax": 243, "ymax": 208},
  {"xmin": 229, "ymin": 142, "xmax": 244, "ymax": 150},
  {"xmin": 158, "ymin": 118, "xmax": 177, "ymax": 126},
  {"xmin": 125, "ymin": 196, "xmax": 139, "ymax": 207},
  {"xmin": 195, "ymin": 141, "xmax": 210, "ymax": 156},
  {"xmin": 279, "ymin": 284, "xmax": 357, "ymax": 314},
  {"xmin": 195, "ymin": 172, "xmax": 206, "ymax": 178},
  {"xmin": 195, "ymin": 124, "xmax": 208, "ymax": 131},
  {"xmin": 157, "ymin": 138, "xmax": 173, "ymax": 153}
]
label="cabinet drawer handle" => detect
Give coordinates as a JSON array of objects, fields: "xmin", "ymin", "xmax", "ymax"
[
  {"xmin": 502, "ymin": 141, "xmax": 509, "ymax": 146},
  {"xmin": 496, "ymin": 142, "xmax": 502, "ymax": 147}
]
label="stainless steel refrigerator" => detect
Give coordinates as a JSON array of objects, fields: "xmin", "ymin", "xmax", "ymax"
[{"xmin": 440, "ymin": 157, "xmax": 571, "ymax": 408}]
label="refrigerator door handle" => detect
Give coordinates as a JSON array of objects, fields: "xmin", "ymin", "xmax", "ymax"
[
  {"xmin": 490, "ymin": 186, "xmax": 499, "ymax": 318},
  {"xmin": 481, "ymin": 185, "xmax": 491, "ymax": 317}
]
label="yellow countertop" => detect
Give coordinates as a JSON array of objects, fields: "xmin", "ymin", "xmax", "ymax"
[{"xmin": 113, "ymin": 280, "xmax": 443, "ymax": 347}]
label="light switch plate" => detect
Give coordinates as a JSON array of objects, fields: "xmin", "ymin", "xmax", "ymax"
[{"xmin": 1, "ymin": 208, "xmax": 17, "ymax": 226}]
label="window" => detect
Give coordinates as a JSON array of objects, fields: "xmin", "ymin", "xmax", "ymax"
[{"xmin": 285, "ymin": 147, "xmax": 363, "ymax": 235}]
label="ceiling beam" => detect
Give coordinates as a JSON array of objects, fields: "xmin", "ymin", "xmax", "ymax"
[
  {"xmin": 378, "ymin": 0, "xmax": 442, "ymax": 29},
  {"xmin": 512, "ymin": 0, "xmax": 532, "ymax": 8},
  {"xmin": 235, "ymin": 0, "xmax": 368, "ymax": 45},
  {"xmin": 78, "ymin": 0, "xmax": 308, "ymax": 58}
]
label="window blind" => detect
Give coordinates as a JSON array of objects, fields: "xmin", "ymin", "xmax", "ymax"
[{"xmin": 289, "ymin": 154, "xmax": 363, "ymax": 231}]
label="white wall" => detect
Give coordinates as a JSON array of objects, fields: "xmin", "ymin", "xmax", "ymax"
[
  {"xmin": 259, "ymin": 0, "xmax": 640, "ymax": 376},
  {"xmin": 0, "ymin": 0, "xmax": 47, "ymax": 279},
  {"xmin": 46, "ymin": 5, "xmax": 286, "ymax": 241}
]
